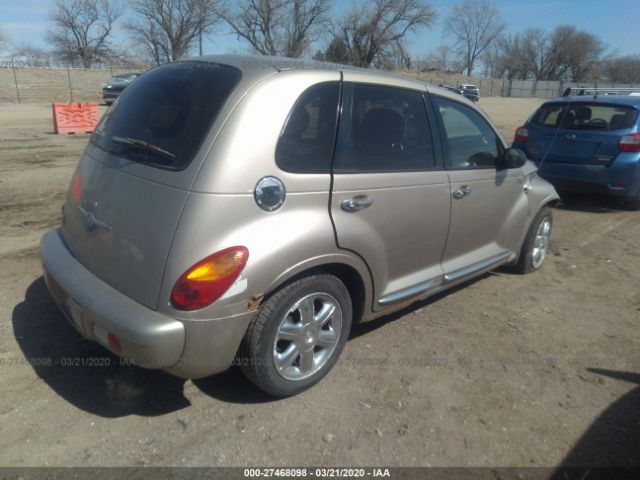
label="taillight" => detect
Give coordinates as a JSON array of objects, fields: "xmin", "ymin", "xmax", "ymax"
[
  {"xmin": 107, "ymin": 333, "xmax": 121, "ymax": 352},
  {"xmin": 170, "ymin": 247, "xmax": 249, "ymax": 311},
  {"xmin": 514, "ymin": 127, "xmax": 528, "ymax": 144},
  {"xmin": 619, "ymin": 133, "xmax": 640, "ymax": 152}
]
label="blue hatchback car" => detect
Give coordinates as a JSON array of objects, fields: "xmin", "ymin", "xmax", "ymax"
[{"xmin": 512, "ymin": 95, "xmax": 640, "ymax": 208}]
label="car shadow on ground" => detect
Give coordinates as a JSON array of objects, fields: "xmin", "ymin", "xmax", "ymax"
[
  {"xmin": 12, "ymin": 277, "xmax": 191, "ymax": 417},
  {"xmin": 192, "ymin": 370, "xmax": 276, "ymax": 404},
  {"xmin": 12, "ymin": 277, "xmax": 286, "ymax": 414},
  {"xmin": 14, "ymin": 273, "xmax": 488, "ymax": 413},
  {"xmin": 550, "ymin": 368, "xmax": 640, "ymax": 475},
  {"xmin": 350, "ymin": 273, "xmax": 489, "ymax": 340},
  {"xmin": 555, "ymin": 191, "xmax": 635, "ymax": 213}
]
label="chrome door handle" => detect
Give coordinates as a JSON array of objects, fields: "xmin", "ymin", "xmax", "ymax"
[
  {"xmin": 453, "ymin": 186, "xmax": 472, "ymax": 199},
  {"xmin": 341, "ymin": 195, "xmax": 374, "ymax": 212}
]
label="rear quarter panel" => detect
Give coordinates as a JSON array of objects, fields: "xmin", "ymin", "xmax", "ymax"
[{"xmin": 157, "ymin": 192, "xmax": 372, "ymax": 321}]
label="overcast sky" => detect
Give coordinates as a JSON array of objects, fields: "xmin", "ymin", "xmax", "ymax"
[{"xmin": 0, "ymin": 0, "xmax": 637, "ymax": 59}]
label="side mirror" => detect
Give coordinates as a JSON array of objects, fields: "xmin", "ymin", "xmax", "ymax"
[{"xmin": 502, "ymin": 147, "xmax": 527, "ymax": 169}]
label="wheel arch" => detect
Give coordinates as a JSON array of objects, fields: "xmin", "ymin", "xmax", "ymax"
[
  {"xmin": 258, "ymin": 255, "xmax": 373, "ymax": 326},
  {"xmin": 512, "ymin": 201, "xmax": 555, "ymax": 266}
]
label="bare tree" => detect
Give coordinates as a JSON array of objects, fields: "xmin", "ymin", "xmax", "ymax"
[
  {"xmin": 486, "ymin": 25, "xmax": 604, "ymax": 82},
  {"xmin": 46, "ymin": 0, "xmax": 123, "ymax": 68},
  {"xmin": 0, "ymin": 27, "xmax": 9, "ymax": 51},
  {"xmin": 315, "ymin": 36, "xmax": 349, "ymax": 63},
  {"xmin": 126, "ymin": 16, "xmax": 170, "ymax": 65},
  {"xmin": 530, "ymin": 29, "xmax": 551, "ymax": 79},
  {"xmin": 323, "ymin": 0, "xmax": 436, "ymax": 68},
  {"xmin": 540, "ymin": 25, "xmax": 605, "ymax": 81},
  {"xmin": 10, "ymin": 43, "xmax": 53, "ymax": 67},
  {"xmin": 126, "ymin": 0, "xmax": 222, "ymax": 64},
  {"xmin": 103, "ymin": 44, "xmax": 151, "ymax": 68},
  {"xmin": 221, "ymin": 0, "xmax": 331, "ymax": 58},
  {"xmin": 444, "ymin": 0, "xmax": 505, "ymax": 76},
  {"xmin": 542, "ymin": 24, "xmax": 575, "ymax": 81},
  {"xmin": 563, "ymin": 29, "xmax": 604, "ymax": 81},
  {"xmin": 425, "ymin": 44, "xmax": 463, "ymax": 72},
  {"xmin": 486, "ymin": 31, "xmax": 539, "ymax": 80},
  {"xmin": 603, "ymin": 55, "xmax": 640, "ymax": 83}
]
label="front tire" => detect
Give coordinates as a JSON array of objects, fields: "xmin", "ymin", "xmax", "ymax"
[
  {"xmin": 514, "ymin": 207, "xmax": 553, "ymax": 274},
  {"xmin": 239, "ymin": 273, "xmax": 352, "ymax": 397}
]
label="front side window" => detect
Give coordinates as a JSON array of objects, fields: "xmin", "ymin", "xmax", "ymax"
[
  {"xmin": 334, "ymin": 84, "xmax": 436, "ymax": 172},
  {"xmin": 92, "ymin": 61, "xmax": 241, "ymax": 171},
  {"xmin": 435, "ymin": 97, "xmax": 501, "ymax": 169},
  {"xmin": 275, "ymin": 82, "xmax": 340, "ymax": 173}
]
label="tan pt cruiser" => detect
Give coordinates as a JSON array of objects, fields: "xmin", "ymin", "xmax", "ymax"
[{"xmin": 40, "ymin": 55, "xmax": 559, "ymax": 396}]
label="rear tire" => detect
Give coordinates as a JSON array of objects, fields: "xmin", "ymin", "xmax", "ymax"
[
  {"xmin": 514, "ymin": 207, "xmax": 553, "ymax": 274},
  {"xmin": 238, "ymin": 273, "xmax": 352, "ymax": 397}
]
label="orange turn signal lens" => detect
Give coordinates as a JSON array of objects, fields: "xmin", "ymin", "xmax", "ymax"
[
  {"xmin": 185, "ymin": 250, "xmax": 247, "ymax": 282},
  {"xmin": 171, "ymin": 247, "xmax": 249, "ymax": 311}
]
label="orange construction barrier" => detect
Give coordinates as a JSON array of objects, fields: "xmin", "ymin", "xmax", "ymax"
[{"xmin": 52, "ymin": 102, "xmax": 99, "ymax": 134}]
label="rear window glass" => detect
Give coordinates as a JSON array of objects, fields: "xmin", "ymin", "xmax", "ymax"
[
  {"xmin": 92, "ymin": 61, "xmax": 241, "ymax": 170},
  {"xmin": 532, "ymin": 103, "xmax": 638, "ymax": 131}
]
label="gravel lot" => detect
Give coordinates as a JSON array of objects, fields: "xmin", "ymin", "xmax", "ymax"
[{"xmin": 0, "ymin": 99, "xmax": 638, "ymax": 468}]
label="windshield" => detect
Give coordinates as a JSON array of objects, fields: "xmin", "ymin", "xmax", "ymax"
[
  {"xmin": 532, "ymin": 103, "xmax": 638, "ymax": 131},
  {"xmin": 92, "ymin": 61, "xmax": 241, "ymax": 170},
  {"xmin": 110, "ymin": 75, "xmax": 137, "ymax": 84}
]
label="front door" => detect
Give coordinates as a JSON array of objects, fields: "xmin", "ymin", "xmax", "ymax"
[
  {"xmin": 431, "ymin": 96, "xmax": 528, "ymax": 278},
  {"xmin": 330, "ymin": 80, "xmax": 450, "ymax": 308}
]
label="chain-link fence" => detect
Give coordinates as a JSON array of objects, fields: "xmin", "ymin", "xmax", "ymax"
[
  {"xmin": 401, "ymin": 70, "xmax": 507, "ymax": 97},
  {"xmin": 2, "ymin": 61, "xmax": 640, "ymax": 104},
  {"xmin": 0, "ymin": 62, "xmax": 145, "ymax": 104}
]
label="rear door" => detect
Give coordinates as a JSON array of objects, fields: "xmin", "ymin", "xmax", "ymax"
[
  {"xmin": 61, "ymin": 61, "xmax": 242, "ymax": 309},
  {"xmin": 432, "ymin": 96, "xmax": 528, "ymax": 277},
  {"xmin": 330, "ymin": 80, "xmax": 450, "ymax": 308}
]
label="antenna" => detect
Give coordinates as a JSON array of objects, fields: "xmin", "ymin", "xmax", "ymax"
[{"xmin": 537, "ymin": 99, "xmax": 573, "ymax": 170}]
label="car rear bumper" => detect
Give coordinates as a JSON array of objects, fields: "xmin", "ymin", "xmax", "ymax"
[
  {"xmin": 40, "ymin": 229, "xmax": 253, "ymax": 378},
  {"xmin": 538, "ymin": 160, "xmax": 640, "ymax": 199}
]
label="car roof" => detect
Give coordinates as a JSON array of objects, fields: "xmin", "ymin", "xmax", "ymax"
[
  {"xmin": 189, "ymin": 54, "xmax": 466, "ymax": 103},
  {"xmin": 546, "ymin": 95, "xmax": 640, "ymax": 108}
]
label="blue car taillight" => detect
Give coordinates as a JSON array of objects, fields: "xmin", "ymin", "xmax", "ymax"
[
  {"xmin": 619, "ymin": 133, "xmax": 640, "ymax": 152},
  {"xmin": 514, "ymin": 127, "xmax": 528, "ymax": 144}
]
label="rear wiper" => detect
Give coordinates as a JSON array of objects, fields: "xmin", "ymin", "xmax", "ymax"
[{"xmin": 111, "ymin": 136, "xmax": 176, "ymax": 160}]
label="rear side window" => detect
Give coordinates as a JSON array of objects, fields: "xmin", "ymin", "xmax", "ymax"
[
  {"xmin": 532, "ymin": 103, "xmax": 639, "ymax": 131},
  {"xmin": 334, "ymin": 84, "xmax": 436, "ymax": 172},
  {"xmin": 276, "ymin": 82, "xmax": 340, "ymax": 173},
  {"xmin": 92, "ymin": 61, "xmax": 241, "ymax": 170}
]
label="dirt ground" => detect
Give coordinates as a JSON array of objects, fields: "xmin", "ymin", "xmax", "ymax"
[{"xmin": 0, "ymin": 99, "xmax": 638, "ymax": 468}]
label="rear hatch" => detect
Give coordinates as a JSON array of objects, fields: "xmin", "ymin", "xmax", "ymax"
[
  {"xmin": 526, "ymin": 102, "xmax": 638, "ymax": 165},
  {"xmin": 61, "ymin": 61, "xmax": 242, "ymax": 309}
]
